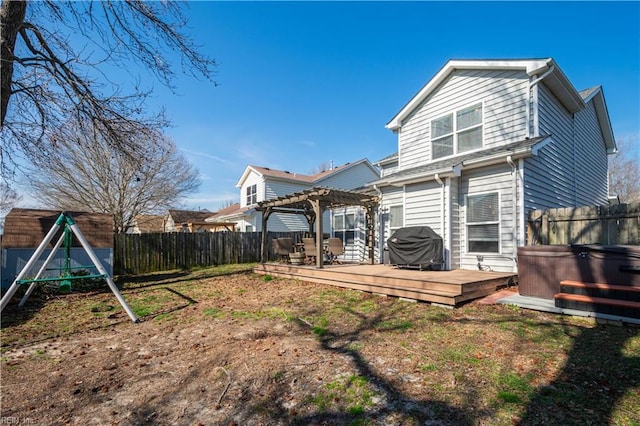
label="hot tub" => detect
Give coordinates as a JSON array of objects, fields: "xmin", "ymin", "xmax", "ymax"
[{"xmin": 517, "ymin": 245, "xmax": 640, "ymax": 299}]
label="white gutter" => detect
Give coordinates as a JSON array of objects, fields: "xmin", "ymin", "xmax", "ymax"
[
  {"xmin": 517, "ymin": 158, "xmax": 525, "ymax": 250},
  {"xmin": 528, "ymin": 64, "xmax": 555, "ymax": 88},
  {"xmin": 527, "ymin": 64, "xmax": 555, "ymax": 138}
]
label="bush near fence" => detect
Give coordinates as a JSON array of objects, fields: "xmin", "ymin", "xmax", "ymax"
[
  {"xmin": 113, "ymin": 231, "xmax": 310, "ymax": 275},
  {"xmin": 527, "ymin": 202, "xmax": 640, "ymax": 245}
]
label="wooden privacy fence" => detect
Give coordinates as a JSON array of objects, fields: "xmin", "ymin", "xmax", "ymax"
[
  {"xmin": 527, "ymin": 202, "xmax": 640, "ymax": 245},
  {"xmin": 113, "ymin": 231, "xmax": 308, "ymax": 275}
]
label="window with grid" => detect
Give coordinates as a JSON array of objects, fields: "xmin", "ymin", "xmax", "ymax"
[
  {"xmin": 431, "ymin": 103, "xmax": 483, "ymax": 160},
  {"xmin": 466, "ymin": 192, "xmax": 500, "ymax": 253},
  {"xmin": 389, "ymin": 205, "xmax": 403, "ymax": 230},
  {"xmin": 333, "ymin": 213, "xmax": 356, "ymax": 244},
  {"xmin": 246, "ymin": 184, "xmax": 257, "ymax": 206}
]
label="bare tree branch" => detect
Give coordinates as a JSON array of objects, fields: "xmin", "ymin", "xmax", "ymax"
[
  {"xmin": 28, "ymin": 119, "xmax": 201, "ymax": 233},
  {"xmin": 609, "ymin": 137, "xmax": 640, "ymax": 203},
  {"xmin": 0, "ymin": 0, "xmax": 216, "ymax": 178}
]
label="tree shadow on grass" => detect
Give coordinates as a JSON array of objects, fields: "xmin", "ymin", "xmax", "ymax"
[
  {"xmin": 217, "ymin": 304, "xmax": 475, "ymax": 425},
  {"xmin": 1, "ymin": 268, "xmax": 252, "ymax": 329}
]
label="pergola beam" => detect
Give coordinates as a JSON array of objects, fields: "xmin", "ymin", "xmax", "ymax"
[{"xmin": 256, "ymin": 187, "xmax": 379, "ymax": 267}]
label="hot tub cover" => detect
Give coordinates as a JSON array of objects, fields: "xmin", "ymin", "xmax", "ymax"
[{"xmin": 387, "ymin": 226, "xmax": 444, "ymax": 269}]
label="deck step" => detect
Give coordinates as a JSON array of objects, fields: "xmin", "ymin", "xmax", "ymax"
[
  {"xmin": 254, "ymin": 263, "xmax": 516, "ymax": 306},
  {"xmin": 559, "ymin": 280, "xmax": 640, "ymax": 302},
  {"xmin": 554, "ymin": 292, "xmax": 640, "ymax": 319}
]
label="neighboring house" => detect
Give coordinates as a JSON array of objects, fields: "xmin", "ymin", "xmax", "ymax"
[
  {"xmin": 127, "ymin": 214, "xmax": 165, "ymax": 234},
  {"xmin": 164, "ymin": 209, "xmax": 217, "ymax": 233},
  {"xmin": 205, "ymin": 203, "xmax": 245, "ymax": 232},
  {"xmin": 216, "ymin": 159, "xmax": 380, "ymax": 261},
  {"xmin": 372, "ymin": 58, "xmax": 616, "ymax": 273},
  {"xmin": 1, "ymin": 208, "xmax": 114, "ymax": 289}
]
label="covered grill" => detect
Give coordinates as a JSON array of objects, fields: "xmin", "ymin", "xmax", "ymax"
[{"xmin": 387, "ymin": 226, "xmax": 444, "ymax": 270}]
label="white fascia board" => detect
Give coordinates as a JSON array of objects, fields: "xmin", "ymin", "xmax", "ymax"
[
  {"xmin": 531, "ymin": 137, "xmax": 553, "ymax": 156},
  {"xmin": 381, "ymin": 166, "xmax": 462, "ymax": 187},
  {"xmin": 235, "ymin": 166, "xmax": 260, "ymax": 188},
  {"xmin": 541, "ymin": 60, "xmax": 584, "ymax": 113},
  {"xmin": 386, "ymin": 59, "xmax": 553, "ymax": 131},
  {"xmin": 461, "ymin": 147, "xmax": 536, "ymax": 170},
  {"xmin": 588, "ymin": 88, "xmax": 617, "ymax": 153}
]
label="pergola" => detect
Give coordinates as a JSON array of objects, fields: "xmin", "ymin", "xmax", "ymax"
[{"xmin": 256, "ymin": 187, "xmax": 380, "ymax": 268}]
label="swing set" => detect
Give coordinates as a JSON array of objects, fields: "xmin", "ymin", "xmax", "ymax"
[{"xmin": 0, "ymin": 212, "xmax": 139, "ymax": 323}]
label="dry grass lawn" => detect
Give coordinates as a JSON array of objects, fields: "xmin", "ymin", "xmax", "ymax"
[{"xmin": 1, "ymin": 265, "xmax": 639, "ymax": 425}]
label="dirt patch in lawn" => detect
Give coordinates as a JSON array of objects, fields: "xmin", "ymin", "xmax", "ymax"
[{"xmin": 1, "ymin": 266, "xmax": 639, "ymax": 425}]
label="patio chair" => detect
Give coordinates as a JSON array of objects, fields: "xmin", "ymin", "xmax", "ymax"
[
  {"xmin": 272, "ymin": 238, "xmax": 293, "ymax": 262},
  {"xmin": 326, "ymin": 237, "xmax": 344, "ymax": 264},
  {"xmin": 302, "ymin": 238, "xmax": 318, "ymax": 264}
]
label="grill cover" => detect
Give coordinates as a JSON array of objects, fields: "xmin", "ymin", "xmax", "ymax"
[{"xmin": 387, "ymin": 226, "xmax": 443, "ymax": 269}]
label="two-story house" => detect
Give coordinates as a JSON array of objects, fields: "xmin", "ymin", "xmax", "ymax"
[
  {"xmin": 372, "ymin": 58, "xmax": 616, "ymax": 273},
  {"xmin": 212, "ymin": 159, "xmax": 380, "ymax": 261}
]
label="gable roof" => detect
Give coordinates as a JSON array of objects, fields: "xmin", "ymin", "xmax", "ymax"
[
  {"xmin": 2, "ymin": 208, "xmax": 113, "ymax": 248},
  {"xmin": 386, "ymin": 58, "xmax": 584, "ymax": 131},
  {"xmin": 133, "ymin": 214, "xmax": 165, "ymax": 233},
  {"xmin": 375, "ymin": 152, "xmax": 399, "ymax": 167},
  {"xmin": 579, "ymin": 86, "xmax": 616, "ymax": 153},
  {"xmin": 205, "ymin": 203, "xmax": 249, "ymax": 222},
  {"xmin": 372, "ymin": 136, "xmax": 551, "ymax": 186},
  {"xmin": 236, "ymin": 158, "xmax": 378, "ymax": 188},
  {"xmin": 167, "ymin": 209, "xmax": 213, "ymax": 224}
]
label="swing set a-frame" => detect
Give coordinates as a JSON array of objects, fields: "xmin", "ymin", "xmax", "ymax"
[{"xmin": 0, "ymin": 212, "xmax": 139, "ymax": 323}]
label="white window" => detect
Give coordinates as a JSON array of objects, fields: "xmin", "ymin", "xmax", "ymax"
[
  {"xmin": 389, "ymin": 205, "xmax": 403, "ymax": 230},
  {"xmin": 466, "ymin": 192, "xmax": 500, "ymax": 253},
  {"xmin": 431, "ymin": 103, "xmax": 483, "ymax": 160},
  {"xmin": 246, "ymin": 184, "xmax": 257, "ymax": 206},
  {"xmin": 333, "ymin": 212, "xmax": 356, "ymax": 244}
]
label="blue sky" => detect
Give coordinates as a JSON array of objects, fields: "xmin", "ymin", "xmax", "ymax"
[{"xmin": 15, "ymin": 1, "xmax": 640, "ymax": 212}]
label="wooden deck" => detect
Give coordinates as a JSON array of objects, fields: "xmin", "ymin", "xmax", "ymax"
[{"xmin": 254, "ymin": 263, "xmax": 518, "ymax": 306}]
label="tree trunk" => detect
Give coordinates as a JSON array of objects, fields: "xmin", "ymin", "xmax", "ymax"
[{"xmin": 0, "ymin": 0, "xmax": 27, "ymax": 129}]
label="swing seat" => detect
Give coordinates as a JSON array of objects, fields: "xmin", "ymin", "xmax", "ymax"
[{"xmin": 59, "ymin": 279, "xmax": 72, "ymax": 293}]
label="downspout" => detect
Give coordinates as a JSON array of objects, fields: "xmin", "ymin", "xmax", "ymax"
[
  {"xmin": 434, "ymin": 173, "xmax": 447, "ymax": 269},
  {"xmin": 506, "ymin": 156, "xmax": 518, "ymax": 270},
  {"xmin": 373, "ymin": 184, "xmax": 384, "ymax": 264},
  {"xmin": 528, "ymin": 65, "xmax": 555, "ymax": 138}
]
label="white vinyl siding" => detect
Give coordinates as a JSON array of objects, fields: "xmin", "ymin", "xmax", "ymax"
[
  {"xmin": 449, "ymin": 177, "xmax": 461, "ymax": 270},
  {"xmin": 264, "ymin": 180, "xmax": 308, "ymax": 202},
  {"xmin": 398, "ymin": 69, "xmax": 529, "ymax": 170},
  {"xmin": 459, "ymin": 164, "xmax": 516, "ymax": 272},
  {"xmin": 379, "ymin": 186, "xmax": 404, "ymax": 252},
  {"xmin": 379, "ymin": 158, "xmax": 399, "ymax": 177},
  {"xmin": 525, "ymin": 84, "xmax": 608, "ymax": 214},
  {"xmin": 316, "ymin": 162, "xmax": 380, "ymax": 190},
  {"xmin": 573, "ymin": 101, "xmax": 609, "ymax": 205},
  {"xmin": 404, "ymin": 181, "xmax": 443, "ymax": 234}
]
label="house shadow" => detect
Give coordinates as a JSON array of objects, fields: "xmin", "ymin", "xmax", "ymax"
[
  {"xmin": 518, "ymin": 320, "xmax": 640, "ymax": 425},
  {"xmin": 519, "ymin": 235, "xmax": 640, "ymax": 424}
]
